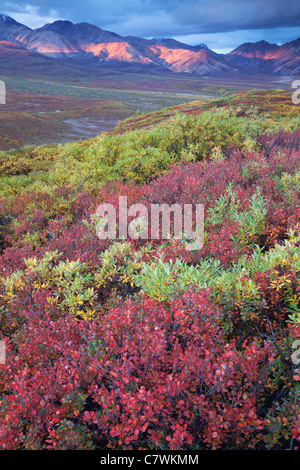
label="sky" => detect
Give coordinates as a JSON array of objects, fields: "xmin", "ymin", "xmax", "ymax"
[{"xmin": 2, "ymin": 0, "xmax": 300, "ymax": 53}]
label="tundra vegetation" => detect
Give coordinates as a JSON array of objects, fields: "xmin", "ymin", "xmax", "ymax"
[{"xmin": 0, "ymin": 89, "xmax": 300, "ymax": 450}]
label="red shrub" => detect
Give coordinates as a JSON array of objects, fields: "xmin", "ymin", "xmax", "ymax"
[{"xmin": 0, "ymin": 290, "xmax": 276, "ymax": 450}]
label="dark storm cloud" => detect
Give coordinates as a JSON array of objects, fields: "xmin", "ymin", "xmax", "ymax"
[
  {"xmin": 172, "ymin": 0, "xmax": 300, "ymax": 34},
  {"xmin": 2, "ymin": 0, "xmax": 300, "ymax": 49}
]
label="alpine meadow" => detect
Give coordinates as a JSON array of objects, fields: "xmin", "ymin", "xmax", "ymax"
[{"xmin": 0, "ymin": 1, "xmax": 300, "ymax": 455}]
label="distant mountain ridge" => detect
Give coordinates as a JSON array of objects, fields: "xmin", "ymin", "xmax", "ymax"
[
  {"xmin": 0, "ymin": 13, "xmax": 299, "ymax": 77},
  {"xmin": 227, "ymin": 38, "xmax": 300, "ymax": 76}
]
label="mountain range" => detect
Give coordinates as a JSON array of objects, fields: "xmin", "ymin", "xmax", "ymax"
[{"xmin": 0, "ymin": 13, "xmax": 299, "ymax": 77}]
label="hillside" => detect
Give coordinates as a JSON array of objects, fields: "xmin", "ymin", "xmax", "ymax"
[
  {"xmin": 0, "ymin": 88, "xmax": 299, "ymax": 191},
  {"xmin": 0, "ymin": 89, "xmax": 300, "ymax": 450}
]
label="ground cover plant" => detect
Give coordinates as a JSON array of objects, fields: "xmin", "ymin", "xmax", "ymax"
[{"xmin": 0, "ymin": 89, "xmax": 299, "ymax": 450}]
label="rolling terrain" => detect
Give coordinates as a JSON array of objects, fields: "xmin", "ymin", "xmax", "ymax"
[
  {"xmin": 0, "ymin": 90, "xmax": 299, "ymax": 450},
  {"xmin": 1, "ymin": 7, "xmax": 300, "ymax": 454},
  {"xmin": 0, "ymin": 13, "xmax": 299, "ymax": 151},
  {"xmin": 0, "ymin": 71, "xmax": 295, "ymax": 151}
]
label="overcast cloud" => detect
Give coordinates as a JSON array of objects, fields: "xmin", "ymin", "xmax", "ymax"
[{"xmin": 2, "ymin": 0, "xmax": 300, "ymax": 52}]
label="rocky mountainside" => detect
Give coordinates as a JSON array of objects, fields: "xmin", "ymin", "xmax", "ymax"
[
  {"xmin": 228, "ymin": 40, "xmax": 280, "ymax": 59},
  {"xmin": 227, "ymin": 38, "xmax": 300, "ymax": 76},
  {"xmin": 0, "ymin": 13, "xmax": 31, "ymax": 43},
  {"xmin": 0, "ymin": 13, "xmax": 299, "ymax": 77}
]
